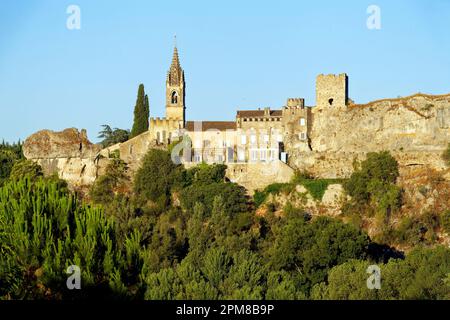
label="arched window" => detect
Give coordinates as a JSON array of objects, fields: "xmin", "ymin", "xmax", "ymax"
[
  {"xmin": 156, "ymin": 132, "xmax": 160, "ymax": 143},
  {"xmin": 171, "ymin": 91, "xmax": 178, "ymax": 104}
]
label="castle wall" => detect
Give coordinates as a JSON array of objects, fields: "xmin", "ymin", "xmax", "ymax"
[
  {"xmin": 220, "ymin": 160, "xmax": 295, "ymax": 193},
  {"xmin": 282, "ymin": 99, "xmax": 312, "ymax": 153},
  {"xmin": 289, "ymin": 93, "xmax": 450, "ymax": 177},
  {"xmin": 316, "ymin": 74, "xmax": 348, "ymax": 109},
  {"xmin": 149, "ymin": 117, "xmax": 183, "ymax": 144}
]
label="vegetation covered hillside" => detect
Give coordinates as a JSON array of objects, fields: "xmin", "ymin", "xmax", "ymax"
[{"xmin": 0, "ymin": 147, "xmax": 449, "ymax": 300}]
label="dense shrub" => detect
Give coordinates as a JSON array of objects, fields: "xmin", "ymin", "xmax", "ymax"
[
  {"xmin": 253, "ymin": 176, "xmax": 343, "ymax": 207},
  {"xmin": 344, "ymin": 151, "xmax": 399, "ymax": 203},
  {"xmin": 253, "ymin": 183, "xmax": 295, "ymax": 207},
  {"xmin": 0, "ymin": 141, "xmax": 24, "ymax": 185},
  {"xmin": 133, "ymin": 149, "xmax": 179, "ymax": 206},
  {"xmin": 9, "ymin": 159, "xmax": 43, "ymax": 181},
  {"xmin": 267, "ymin": 216, "xmax": 370, "ymax": 295},
  {"xmin": 0, "ymin": 177, "xmax": 145, "ymax": 299},
  {"xmin": 313, "ymin": 246, "xmax": 450, "ymax": 300},
  {"xmin": 442, "ymin": 143, "xmax": 450, "ymax": 167},
  {"xmin": 343, "ymin": 151, "xmax": 402, "ymax": 219},
  {"xmin": 180, "ymin": 182, "xmax": 248, "ymax": 216},
  {"xmin": 441, "ymin": 210, "xmax": 450, "ymax": 234},
  {"xmin": 300, "ymin": 179, "xmax": 333, "ymax": 201},
  {"xmin": 90, "ymin": 158, "xmax": 129, "ymax": 204}
]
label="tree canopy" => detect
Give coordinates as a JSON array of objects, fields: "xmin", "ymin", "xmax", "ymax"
[{"xmin": 130, "ymin": 84, "xmax": 149, "ymax": 138}]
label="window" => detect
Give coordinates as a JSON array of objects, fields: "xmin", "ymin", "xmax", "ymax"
[
  {"xmin": 277, "ymin": 134, "xmax": 283, "ymax": 142},
  {"xmin": 268, "ymin": 149, "xmax": 276, "ymax": 161},
  {"xmin": 171, "ymin": 91, "xmax": 178, "ymax": 104},
  {"xmin": 299, "ymin": 118, "xmax": 306, "ymax": 126},
  {"xmin": 227, "ymin": 147, "xmax": 234, "ymax": 162},
  {"xmin": 328, "ymin": 98, "xmax": 334, "ymax": 106},
  {"xmin": 217, "ymin": 155, "xmax": 224, "ymax": 163},
  {"xmin": 194, "ymin": 153, "xmax": 202, "ymax": 163},
  {"xmin": 260, "ymin": 150, "xmax": 267, "ymax": 161},
  {"xmin": 250, "ymin": 150, "xmax": 258, "ymax": 162},
  {"xmin": 241, "ymin": 135, "xmax": 247, "ymax": 145},
  {"xmin": 300, "ymin": 132, "xmax": 307, "ymax": 140},
  {"xmin": 264, "ymin": 134, "xmax": 269, "ymax": 143},
  {"xmin": 250, "ymin": 134, "xmax": 256, "ymax": 144},
  {"xmin": 238, "ymin": 149, "xmax": 245, "ymax": 162}
]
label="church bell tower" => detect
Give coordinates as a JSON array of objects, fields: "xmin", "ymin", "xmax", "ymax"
[{"xmin": 165, "ymin": 42, "xmax": 185, "ymax": 127}]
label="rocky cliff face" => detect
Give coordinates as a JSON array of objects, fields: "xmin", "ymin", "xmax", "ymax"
[
  {"xmin": 311, "ymin": 94, "xmax": 450, "ymax": 153},
  {"xmin": 23, "ymin": 128, "xmax": 103, "ymax": 188},
  {"xmin": 23, "ymin": 128, "xmax": 100, "ymax": 159},
  {"xmin": 288, "ymin": 93, "xmax": 450, "ymax": 178},
  {"xmin": 23, "ymin": 128, "xmax": 165, "ymax": 191}
]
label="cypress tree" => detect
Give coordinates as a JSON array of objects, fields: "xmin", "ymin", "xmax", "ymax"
[
  {"xmin": 144, "ymin": 94, "xmax": 150, "ymax": 125},
  {"xmin": 131, "ymin": 84, "xmax": 149, "ymax": 138}
]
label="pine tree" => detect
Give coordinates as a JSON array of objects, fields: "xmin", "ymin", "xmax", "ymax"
[{"xmin": 131, "ymin": 84, "xmax": 149, "ymax": 138}]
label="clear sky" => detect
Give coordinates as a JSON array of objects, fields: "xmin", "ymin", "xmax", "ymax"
[{"xmin": 1, "ymin": 0, "xmax": 449, "ymax": 143}]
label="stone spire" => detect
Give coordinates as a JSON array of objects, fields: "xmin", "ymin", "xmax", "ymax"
[
  {"xmin": 168, "ymin": 42, "xmax": 183, "ymax": 86},
  {"xmin": 165, "ymin": 38, "xmax": 186, "ymax": 124}
]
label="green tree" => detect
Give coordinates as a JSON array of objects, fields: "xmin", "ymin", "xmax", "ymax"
[
  {"xmin": 442, "ymin": 143, "xmax": 450, "ymax": 166},
  {"xmin": 0, "ymin": 141, "xmax": 24, "ymax": 185},
  {"xmin": 98, "ymin": 125, "xmax": 130, "ymax": 148},
  {"xmin": 131, "ymin": 84, "xmax": 149, "ymax": 138},
  {"xmin": 9, "ymin": 159, "xmax": 43, "ymax": 181},
  {"xmin": 441, "ymin": 210, "xmax": 450, "ymax": 234},
  {"xmin": 133, "ymin": 149, "xmax": 179, "ymax": 206},
  {"xmin": 90, "ymin": 158, "xmax": 129, "ymax": 205},
  {"xmin": 344, "ymin": 151, "xmax": 399, "ymax": 203},
  {"xmin": 0, "ymin": 177, "xmax": 145, "ymax": 299},
  {"xmin": 144, "ymin": 94, "xmax": 150, "ymax": 127},
  {"xmin": 314, "ymin": 246, "xmax": 450, "ymax": 300},
  {"xmin": 144, "ymin": 268, "xmax": 181, "ymax": 300},
  {"xmin": 186, "ymin": 164, "xmax": 227, "ymax": 185},
  {"xmin": 180, "ymin": 183, "xmax": 248, "ymax": 217},
  {"xmin": 379, "ymin": 246, "xmax": 450, "ymax": 300},
  {"xmin": 310, "ymin": 259, "xmax": 378, "ymax": 300},
  {"xmin": 268, "ymin": 216, "xmax": 370, "ymax": 295},
  {"xmin": 221, "ymin": 249, "xmax": 264, "ymax": 299},
  {"xmin": 266, "ymin": 271, "xmax": 305, "ymax": 300},
  {"xmin": 343, "ymin": 151, "xmax": 402, "ymax": 221}
]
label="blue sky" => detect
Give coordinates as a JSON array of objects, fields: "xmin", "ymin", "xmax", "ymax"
[{"xmin": 0, "ymin": 0, "xmax": 449, "ymax": 143}]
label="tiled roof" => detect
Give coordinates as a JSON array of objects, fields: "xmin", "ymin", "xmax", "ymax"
[
  {"xmin": 236, "ymin": 110, "xmax": 282, "ymax": 118},
  {"xmin": 185, "ymin": 121, "xmax": 236, "ymax": 132}
]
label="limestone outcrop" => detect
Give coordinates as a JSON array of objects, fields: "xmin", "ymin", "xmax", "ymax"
[
  {"xmin": 23, "ymin": 128, "xmax": 100, "ymax": 159},
  {"xmin": 23, "ymin": 128, "xmax": 103, "ymax": 188},
  {"xmin": 288, "ymin": 93, "xmax": 450, "ymax": 178}
]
